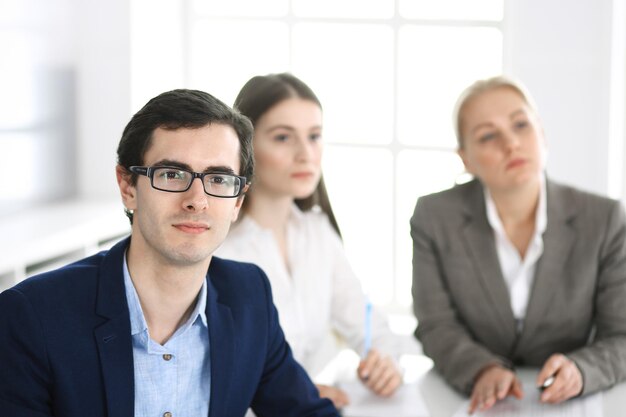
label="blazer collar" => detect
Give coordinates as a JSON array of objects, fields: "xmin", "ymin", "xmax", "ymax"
[
  {"xmin": 460, "ymin": 180, "xmax": 518, "ymax": 346},
  {"xmin": 516, "ymin": 180, "xmax": 577, "ymax": 350},
  {"xmin": 206, "ymin": 259, "xmax": 235, "ymax": 417},
  {"xmin": 93, "ymin": 237, "xmax": 135, "ymax": 417},
  {"xmin": 95, "ymin": 237, "xmax": 132, "ymax": 319}
]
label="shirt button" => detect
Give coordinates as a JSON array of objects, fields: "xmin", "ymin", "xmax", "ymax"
[
  {"xmin": 163, "ymin": 412, "xmax": 172, "ymax": 417},
  {"xmin": 162, "ymin": 354, "xmax": 172, "ymax": 361}
]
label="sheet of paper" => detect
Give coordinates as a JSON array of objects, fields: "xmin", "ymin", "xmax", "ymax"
[
  {"xmin": 339, "ymin": 380, "xmax": 430, "ymax": 417},
  {"xmin": 451, "ymin": 378, "xmax": 603, "ymax": 417}
]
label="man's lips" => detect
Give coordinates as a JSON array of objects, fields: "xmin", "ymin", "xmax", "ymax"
[{"xmin": 173, "ymin": 223, "xmax": 209, "ymax": 234}]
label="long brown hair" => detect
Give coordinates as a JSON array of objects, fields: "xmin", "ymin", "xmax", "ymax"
[{"xmin": 234, "ymin": 73, "xmax": 341, "ymax": 237}]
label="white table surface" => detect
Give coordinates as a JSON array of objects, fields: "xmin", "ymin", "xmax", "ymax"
[
  {"xmin": 415, "ymin": 366, "xmax": 626, "ymax": 417},
  {"xmin": 327, "ymin": 352, "xmax": 626, "ymax": 417}
]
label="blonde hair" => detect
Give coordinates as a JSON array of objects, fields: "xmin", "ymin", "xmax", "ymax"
[{"xmin": 453, "ymin": 75, "xmax": 539, "ymax": 149}]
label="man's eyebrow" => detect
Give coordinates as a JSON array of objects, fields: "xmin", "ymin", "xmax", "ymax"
[
  {"xmin": 152, "ymin": 159, "xmax": 192, "ymax": 170},
  {"xmin": 205, "ymin": 166, "xmax": 236, "ymax": 175},
  {"xmin": 151, "ymin": 160, "xmax": 236, "ymax": 175}
]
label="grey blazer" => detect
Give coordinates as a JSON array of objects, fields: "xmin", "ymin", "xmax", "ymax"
[{"xmin": 411, "ymin": 178, "xmax": 626, "ymax": 395}]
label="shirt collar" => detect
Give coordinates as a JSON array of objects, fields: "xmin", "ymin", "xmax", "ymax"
[
  {"xmin": 122, "ymin": 252, "xmax": 208, "ymax": 337},
  {"xmin": 484, "ymin": 174, "xmax": 548, "ymax": 238}
]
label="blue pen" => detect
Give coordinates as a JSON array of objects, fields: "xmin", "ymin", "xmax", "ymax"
[{"xmin": 363, "ymin": 297, "xmax": 372, "ymax": 358}]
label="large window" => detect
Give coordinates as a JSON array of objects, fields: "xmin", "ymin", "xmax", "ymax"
[
  {"xmin": 183, "ymin": 0, "xmax": 504, "ymax": 309},
  {"xmin": 0, "ymin": 1, "xmax": 77, "ymax": 217}
]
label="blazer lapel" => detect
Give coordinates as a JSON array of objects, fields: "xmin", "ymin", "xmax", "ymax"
[
  {"xmin": 94, "ymin": 238, "xmax": 135, "ymax": 417},
  {"xmin": 461, "ymin": 181, "xmax": 518, "ymax": 345},
  {"xmin": 517, "ymin": 181, "xmax": 576, "ymax": 348},
  {"xmin": 206, "ymin": 275, "xmax": 235, "ymax": 417}
]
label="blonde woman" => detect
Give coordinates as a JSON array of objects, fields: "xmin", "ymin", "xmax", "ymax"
[{"xmin": 411, "ymin": 76, "xmax": 626, "ymax": 413}]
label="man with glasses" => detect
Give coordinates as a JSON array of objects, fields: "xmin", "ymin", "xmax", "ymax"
[{"xmin": 0, "ymin": 89, "xmax": 339, "ymax": 417}]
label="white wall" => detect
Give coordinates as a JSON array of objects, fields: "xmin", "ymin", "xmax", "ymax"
[
  {"xmin": 506, "ymin": 0, "xmax": 625, "ymax": 197},
  {"xmin": 2, "ymin": 0, "xmax": 625, "ymax": 207},
  {"xmin": 612, "ymin": 0, "xmax": 626, "ymax": 199},
  {"xmin": 0, "ymin": 0, "xmax": 132, "ymax": 209},
  {"xmin": 76, "ymin": 0, "xmax": 132, "ymax": 200},
  {"xmin": 74, "ymin": 0, "xmax": 623, "ymax": 202},
  {"xmin": 0, "ymin": 0, "xmax": 79, "ymax": 215},
  {"xmin": 75, "ymin": 0, "xmax": 182, "ymax": 200}
]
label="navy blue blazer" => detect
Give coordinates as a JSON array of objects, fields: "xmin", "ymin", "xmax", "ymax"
[{"xmin": 0, "ymin": 237, "xmax": 338, "ymax": 417}]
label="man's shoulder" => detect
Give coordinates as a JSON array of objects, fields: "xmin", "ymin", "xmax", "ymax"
[
  {"xmin": 0, "ymin": 250, "xmax": 112, "ymax": 325},
  {"xmin": 208, "ymin": 257, "xmax": 269, "ymax": 294},
  {"xmin": 210, "ymin": 256, "xmax": 264, "ymax": 275},
  {"xmin": 207, "ymin": 257, "xmax": 275, "ymax": 321},
  {"xmin": 4, "ymin": 237, "xmax": 129, "ymax": 307},
  {"xmin": 10, "ymin": 250, "xmax": 106, "ymax": 296}
]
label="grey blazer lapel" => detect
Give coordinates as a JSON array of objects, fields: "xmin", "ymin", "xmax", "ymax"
[
  {"xmin": 518, "ymin": 181, "xmax": 576, "ymax": 347},
  {"xmin": 460, "ymin": 181, "xmax": 517, "ymax": 344}
]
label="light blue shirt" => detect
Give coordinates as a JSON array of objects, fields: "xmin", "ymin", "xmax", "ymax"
[{"xmin": 123, "ymin": 255, "xmax": 211, "ymax": 417}]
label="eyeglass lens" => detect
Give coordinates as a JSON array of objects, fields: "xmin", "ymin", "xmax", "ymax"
[{"xmin": 152, "ymin": 167, "xmax": 241, "ymax": 197}]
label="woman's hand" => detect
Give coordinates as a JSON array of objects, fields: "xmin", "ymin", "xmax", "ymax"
[
  {"xmin": 357, "ymin": 348, "xmax": 403, "ymax": 397},
  {"xmin": 536, "ymin": 354, "xmax": 583, "ymax": 403},
  {"xmin": 315, "ymin": 384, "xmax": 350, "ymax": 409},
  {"xmin": 468, "ymin": 364, "xmax": 523, "ymax": 414}
]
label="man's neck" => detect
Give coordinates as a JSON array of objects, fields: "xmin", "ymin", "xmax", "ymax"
[{"xmin": 126, "ymin": 243, "xmax": 209, "ymax": 345}]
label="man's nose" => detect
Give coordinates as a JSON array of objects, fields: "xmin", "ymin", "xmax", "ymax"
[{"xmin": 182, "ymin": 177, "xmax": 208, "ymax": 211}]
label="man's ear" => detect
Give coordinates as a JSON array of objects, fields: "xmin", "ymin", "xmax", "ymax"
[
  {"xmin": 231, "ymin": 194, "xmax": 246, "ymax": 222},
  {"xmin": 116, "ymin": 165, "xmax": 137, "ymax": 211}
]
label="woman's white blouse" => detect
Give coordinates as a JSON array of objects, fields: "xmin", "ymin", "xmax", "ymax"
[
  {"xmin": 215, "ymin": 205, "xmax": 410, "ymax": 376},
  {"xmin": 484, "ymin": 175, "xmax": 547, "ymax": 330}
]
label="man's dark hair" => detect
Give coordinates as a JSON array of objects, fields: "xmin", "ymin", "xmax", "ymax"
[{"xmin": 117, "ymin": 89, "xmax": 254, "ymax": 223}]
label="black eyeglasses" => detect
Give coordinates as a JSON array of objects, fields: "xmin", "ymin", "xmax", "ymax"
[{"xmin": 130, "ymin": 166, "xmax": 248, "ymax": 198}]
